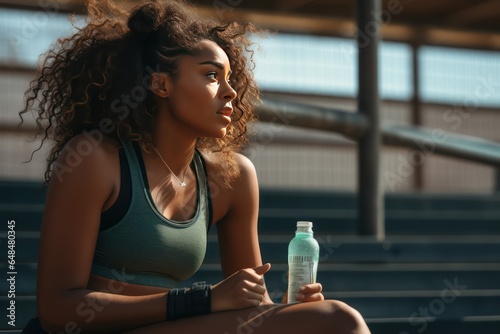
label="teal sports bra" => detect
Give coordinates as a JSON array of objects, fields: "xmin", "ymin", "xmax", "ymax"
[{"xmin": 91, "ymin": 140, "xmax": 211, "ymax": 288}]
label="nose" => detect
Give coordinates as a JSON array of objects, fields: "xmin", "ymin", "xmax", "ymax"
[{"xmin": 221, "ymin": 81, "xmax": 237, "ymax": 102}]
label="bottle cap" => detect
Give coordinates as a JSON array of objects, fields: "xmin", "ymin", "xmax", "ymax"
[{"xmin": 297, "ymin": 221, "xmax": 313, "ymax": 228}]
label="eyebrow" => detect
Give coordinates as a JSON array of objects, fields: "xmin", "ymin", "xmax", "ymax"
[{"xmin": 198, "ymin": 60, "xmax": 232, "ymax": 75}]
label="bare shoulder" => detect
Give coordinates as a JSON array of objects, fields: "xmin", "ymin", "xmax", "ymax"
[
  {"xmin": 232, "ymin": 152, "xmax": 257, "ymax": 175},
  {"xmin": 48, "ymin": 134, "xmax": 121, "ymax": 202},
  {"xmin": 52, "ymin": 134, "xmax": 119, "ymax": 179},
  {"xmin": 200, "ymin": 151, "xmax": 257, "ymax": 189},
  {"xmin": 60, "ymin": 133, "xmax": 119, "ymax": 165},
  {"xmin": 200, "ymin": 150, "xmax": 259, "ymax": 225}
]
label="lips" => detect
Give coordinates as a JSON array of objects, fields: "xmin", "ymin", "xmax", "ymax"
[{"xmin": 217, "ymin": 106, "xmax": 233, "ymax": 117}]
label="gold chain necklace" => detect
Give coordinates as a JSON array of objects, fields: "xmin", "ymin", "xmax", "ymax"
[{"xmin": 152, "ymin": 147, "xmax": 187, "ymax": 187}]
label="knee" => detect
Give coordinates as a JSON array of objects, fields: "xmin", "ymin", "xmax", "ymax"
[{"xmin": 323, "ymin": 300, "xmax": 371, "ymax": 334}]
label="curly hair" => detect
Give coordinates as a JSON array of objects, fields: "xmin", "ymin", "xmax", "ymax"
[{"xmin": 19, "ymin": 0, "xmax": 261, "ymax": 185}]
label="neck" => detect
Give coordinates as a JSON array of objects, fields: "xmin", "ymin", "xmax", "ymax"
[
  {"xmin": 152, "ymin": 141, "xmax": 195, "ymax": 176},
  {"xmin": 152, "ymin": 118, "xmax": 197, "ymax": 175}
]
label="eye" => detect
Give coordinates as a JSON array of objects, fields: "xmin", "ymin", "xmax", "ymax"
[{"xmin": 207, "ymin": 72, "xmax": 217, "ymax": 80}]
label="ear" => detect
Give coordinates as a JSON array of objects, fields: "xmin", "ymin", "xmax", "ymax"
[{"xmin": 150, "ymin": 72, "xmax": 171, "ymax": 98}]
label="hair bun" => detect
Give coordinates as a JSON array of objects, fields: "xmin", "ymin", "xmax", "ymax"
[{"xmin": 128, "ymin": 2, "xmax": 161, "ymax": 35}]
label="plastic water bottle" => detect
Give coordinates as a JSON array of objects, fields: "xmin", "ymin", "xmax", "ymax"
[{"xmin": 287, "ymin": 221, "xmax": 320, "ymax": 304}]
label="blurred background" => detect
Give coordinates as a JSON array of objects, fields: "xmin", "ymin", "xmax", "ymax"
[{"xmin": 1, "ymin": 1, "xmax": 500, "ymax": 333}]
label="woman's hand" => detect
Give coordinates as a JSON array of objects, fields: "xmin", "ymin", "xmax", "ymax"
[{"xmin": 211, "ymin": 263, "xmax": 271, "ymax": 312}]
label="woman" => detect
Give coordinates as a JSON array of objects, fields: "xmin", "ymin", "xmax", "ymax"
[{"xmin": 20, "ymin": 0, "xmax": 371, "ymax": 333}]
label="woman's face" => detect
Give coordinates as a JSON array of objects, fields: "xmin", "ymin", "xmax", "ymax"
[{"xmin": 162, "ymin": 40, "xmax": 237, "ymax": 138}]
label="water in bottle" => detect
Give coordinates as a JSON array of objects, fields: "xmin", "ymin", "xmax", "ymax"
[{"xmin": 287, "ymin": 221, "xmax": 319, "ymax": 304}]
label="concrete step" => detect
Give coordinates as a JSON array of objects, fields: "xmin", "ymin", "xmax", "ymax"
[
  {"xmin": 0, "ymin": 296, "xmax": 36, "ymax": 330},
  {"xmin": 6, "ymin": 233, "xmax": 500, "ymax": 264},
  {"xmin": 0, "ymin": 181, "xmax": 46, "ymax": 205},
  {"xmin": 258, "ymin": 208, "xmax": 500, "ymax": 235},
  {"xmin": 2, "ymin": 204, "xmax": 500, "ymax": 235},
  {"xmin": 260, "ymin": 187, "xmax": 500, "ymax": 211},
  {"xmin": 2, "ymin": 180, "xmax": 500, "ymax": 211}
]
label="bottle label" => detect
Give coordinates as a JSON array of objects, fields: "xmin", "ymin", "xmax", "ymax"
[
  {"xmin": 289, "ymin": 255, "xmax": 315, "ymax": 284},
  {"xmin": 288, "ymin": 255, "xmax": 317, "ymax": 304}
]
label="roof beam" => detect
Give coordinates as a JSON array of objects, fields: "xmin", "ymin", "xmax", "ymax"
[
  {"xmin": 444, "ymin": 0, "xmax": 500, "ymax": 27},
  {"xmin": 273, "ymin": 0, "xmax": 316, "ymax": 11},
  {"xmin": 198, "ymin": 6, "xmax": 500, "ymax": 50},
  {"xmin": 1, "ymin": 1, "xmax": 500, "ymax": 50}
]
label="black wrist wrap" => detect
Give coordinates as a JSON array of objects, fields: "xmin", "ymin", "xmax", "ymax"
[{"xmin": 167, "ymin": 281, "xmax": 211, "ymax": 320}]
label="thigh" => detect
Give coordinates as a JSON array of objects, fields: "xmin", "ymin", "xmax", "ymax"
[{"xmin": 123, "ymin": 300, "xmax": 368, "ymax": 334}]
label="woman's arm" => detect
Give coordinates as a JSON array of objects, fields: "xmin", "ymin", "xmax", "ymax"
[
  {"xmin": 36, "ymin": 136, "xmax": 167, "ymax": 333},
  {"xmin": 213, "ymin": 153, "xmax": 274, "ymax": 305},
  {"xmin": 213, "ymin": 153, "xmax": 324, "ymax": 307}
]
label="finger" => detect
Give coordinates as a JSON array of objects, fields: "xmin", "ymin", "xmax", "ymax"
[
  {"xmin": 246, "ymin": 281, "xmax": 267, "ymax": 295},
  {"xmin": 239, "ymin": 270, "xmax": 265, "ymax": 285},
  {"xmin": 297, "ymin": 292, "xmax": 325, "ymax": 302},
  {"xmin": 244, "ymin": 289, "xmax": 265, "ymax": 304},
  {"xmin": 253, "ymin": 263, "xmax": 271, "ymax": 275},
  {"xmin": 299, "ymin": 283, "xmax": 323, "ymax": 293}
]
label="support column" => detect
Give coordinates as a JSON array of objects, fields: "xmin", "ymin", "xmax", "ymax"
[
  {"xmin": 356, "ymin": 0, "xmax": 384, "ymax": 240},
  {"xmin": 495, "ymin": 168, "xmax": 500, "ymax": 193},
  {"xmin": 411, "ymin": 41, "xmax": 423, "ymax": 190}
]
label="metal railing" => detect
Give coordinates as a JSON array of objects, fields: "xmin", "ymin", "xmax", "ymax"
[{"xmin": 257, "ymin": 97, "xmax": 500, "ymax": 167}]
